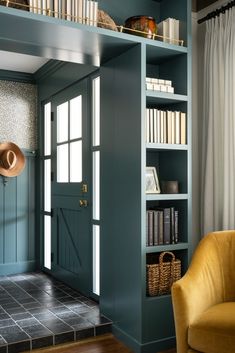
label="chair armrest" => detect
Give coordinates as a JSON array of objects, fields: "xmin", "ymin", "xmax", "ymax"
[{"xmin": 171, "ymin": 238, "xmax": 224, "ymax": 353}]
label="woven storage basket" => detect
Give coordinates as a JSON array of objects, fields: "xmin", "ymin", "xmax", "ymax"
[{"xmin": 146, "ymin": 251, "xmax": 181, "ymax": 296}]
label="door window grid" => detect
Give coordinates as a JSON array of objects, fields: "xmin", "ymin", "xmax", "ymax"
[
  {"xmin": 92, "ymin": 76, "xmax": 100, "ymax": 296},
  {"xmin": 56, "ymin": 96, "xmax": 83, "ymax": 183}
]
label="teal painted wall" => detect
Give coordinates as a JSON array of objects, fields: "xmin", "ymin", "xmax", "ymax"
[
  {"xmin": 0, "ymin": 80, "xmax": 37, "ymax": 275},
  {"xmin": 0, "ymin": 151, "xmax": 36, "ymax": 275}
]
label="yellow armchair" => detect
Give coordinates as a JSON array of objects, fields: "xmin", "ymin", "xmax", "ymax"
[{"xmin": 171, "ymin": 230, "xmax": 235, "ymax": 353}]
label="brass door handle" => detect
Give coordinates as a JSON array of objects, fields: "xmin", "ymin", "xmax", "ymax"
[{"xmin": 79, "ymin": 199, "xmax": 88, "ymax": 207}]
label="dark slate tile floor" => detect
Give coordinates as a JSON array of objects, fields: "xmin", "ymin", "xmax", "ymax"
[{"xmin": 0, "ymin": 272, "xmax": 111, "ymax": 353}]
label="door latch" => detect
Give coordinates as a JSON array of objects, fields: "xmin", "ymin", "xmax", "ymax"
[
  {"xmin": 82, "ymin": 183, "xmax": 88, "ymax": 193},
  {"xmin": 79, "ymin": 199, "xmax": 88, "ymax": 207}
]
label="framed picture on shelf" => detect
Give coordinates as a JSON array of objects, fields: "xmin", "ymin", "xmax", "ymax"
[{"xmin": 146, "ymin": 167, "xmax": 160, "ymax": 194}]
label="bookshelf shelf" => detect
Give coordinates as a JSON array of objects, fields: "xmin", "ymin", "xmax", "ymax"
[
  {"xmin": 146, "ymin": 91, "xmax": 188, "ymax": 105},
  {"xmin": 146, "ymin": 143, "xmax": 188, "ymax": 150},
  {"xmin": 146, "ymin": 193, "xmax": 188, "ymax": 201},
  {"xmin": 146, "ymin": 242, "xmax": 189, "ymax": 253}
]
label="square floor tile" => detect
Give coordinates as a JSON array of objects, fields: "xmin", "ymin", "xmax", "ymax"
[
  {"xmin": 40, "ymin": 319, "xmax": 73, "ymax": 334},
  {"xmin": 16, "ymin": 318, "xmax": 39, "ymax": 328},
  {"xmin": 23, "ymin": 324, "xmax": 53, "ymax": 338},
  {"xmin": 0, "ymin": 319, "xmax": 15, "ymax": 328},
  {"xmin": 0, "ymin": 314, "xmax": 10, "ymax": 321},
  {"xmin": 11, "ymin": 312, "xmax": 33, "ymax": 321}
]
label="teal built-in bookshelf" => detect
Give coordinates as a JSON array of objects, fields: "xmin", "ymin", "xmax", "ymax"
[{"xmin": 0, "ymin": 0, "xmax": 191, "ymax": 352}]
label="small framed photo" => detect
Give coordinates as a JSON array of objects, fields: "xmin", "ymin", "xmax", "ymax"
[{"xmin": 146, "ymin": 167, "xmax": 160, "ymax": 194}]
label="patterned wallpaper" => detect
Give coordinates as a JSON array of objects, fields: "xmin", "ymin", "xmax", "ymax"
[{"xmin": 0, "ymin": 80, "xmax": 37, "ymax": 150}]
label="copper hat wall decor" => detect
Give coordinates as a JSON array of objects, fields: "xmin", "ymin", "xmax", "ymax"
[{"xmin": 0, "ymin": 142, "xmax": 26, "ymax": 185}]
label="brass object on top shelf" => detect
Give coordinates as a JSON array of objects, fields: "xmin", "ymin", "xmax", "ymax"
[{"xmin": 124, "ymin": 15, "xmax": 157, "ymax": 39}]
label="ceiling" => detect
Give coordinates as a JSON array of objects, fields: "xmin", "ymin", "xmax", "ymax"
[
  {"xmin": 193, "ymin": 0, "xmax": 218, "ymax": 12},
  {"xmin": 0, "ymin": 0, "xmax": 219, "ymax": 73},
  {"xmin": 0, "ymin": 50, "xmax": 48, "ymax": 74}
]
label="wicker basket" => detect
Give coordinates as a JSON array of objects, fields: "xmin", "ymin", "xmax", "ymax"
[{"xmin": 146, "ymin": 251, "xmax": 181, "ymax": 296}]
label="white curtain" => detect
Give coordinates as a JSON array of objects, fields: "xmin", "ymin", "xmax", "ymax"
[{"xmin": 201, "ymin": 7, "xmax": 235, "ymax": 235}]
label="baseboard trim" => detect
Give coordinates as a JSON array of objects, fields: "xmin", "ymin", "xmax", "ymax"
[
  {"xmin": 0, "ymin": 261, "xmax": 36, "ymax": 275},
  {"xmin": 112, "ymin": 325, "xmax": 176, "ymax": 353}
]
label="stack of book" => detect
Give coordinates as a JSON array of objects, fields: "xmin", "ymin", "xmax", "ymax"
[
  {"xmin": 146, "ymin": 207, "xmax": 179, "ymax": 246},
  {"xmin": 146, "ymin": 109, "xmax": 186, "ymax": 145},
  {"xmin": 146, "ymin": 77, "xmax": 174, "ymax": 94},
  {"xmin": 157, "ymin": 17, "xmax": 179, "ymax": 45},
  {"xmin": 30, "ymin": 0, "xmax": 98, "ymax": 25}
]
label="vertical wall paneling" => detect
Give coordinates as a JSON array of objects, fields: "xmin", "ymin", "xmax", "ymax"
[
  {"xmin": 0, "ymin": 152, "xmax": 36, "ymax": 275},
  {"xmin": 17, "ymin": 158, "xmax": 28, "ymax": 262},
  {"xmin": 0, "ymin": 80, "xmax": 37, "ymax": 275},
  {"xmin": 4, "ymin": 177, "xmax": 17, "ymax": 264},
  {"xmin": 28, "ymin": 153, "xmax": 36, "ymax": 261}
]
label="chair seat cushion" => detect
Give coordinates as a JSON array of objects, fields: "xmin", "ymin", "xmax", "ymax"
[{"xmin": 188, "ymin": 302, "xmax": 235, "ymax": 353}]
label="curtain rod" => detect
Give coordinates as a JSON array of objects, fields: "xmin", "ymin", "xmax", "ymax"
[{"xmin": 198, "ymin": 0, "xmax": 235, "ymax": 24}]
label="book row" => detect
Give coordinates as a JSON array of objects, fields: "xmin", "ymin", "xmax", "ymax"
[
  {"xmin": 157, "ymin": 17, "xmax": 180, "ymax": 45},
  {"xmin": 146, "ymin": 109, "xmax": 187, "ymax": 145},
  {"xmin": 29, "ymin": 0, "xmax": 98, "ymax": 25},
  {"xmin": 146, "ymin": 77, "xmax": 174, "ymax": 94},
  {"xmin": 146, "ymin": 208, "xmax": 179, "ymax": 247}
]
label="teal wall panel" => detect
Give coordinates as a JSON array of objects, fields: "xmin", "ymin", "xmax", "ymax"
[
  {"xmin": 4, "ymin": 177, "xmax": 17, "ymax": 263},
  {"xmin": 0, "ymin": 151, "xmax": 36, "ymax": 275},
  {"xmin": 17, "ymin": 163, "xmax": 28, "ymax": 262},
  {"xmin": 100, "ymin": 44, "xmax": 143, "ymax": 345}
]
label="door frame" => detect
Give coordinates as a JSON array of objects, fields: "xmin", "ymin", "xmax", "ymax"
[{"xmin": 39, "ymin": 73, "xmax": 101, "ymax": 300}]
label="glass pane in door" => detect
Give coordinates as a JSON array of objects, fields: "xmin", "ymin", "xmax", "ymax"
[
  {"xmin": 70, "ymin": 140, "xmax": 82, "ymax": 182},
  {"xmin": 57, "ymin": 144, "xmax": 69, "ymax": 182},
  {"xmin": 70, "ymin": 95, "xmax": 82, "ymax": 139},
  {"xmin": 57, "ymin": 102, "xmax": 68, "ymax": 143}
]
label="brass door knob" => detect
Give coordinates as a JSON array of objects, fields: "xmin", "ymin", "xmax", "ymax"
[{"xmin": 79, "ymin": 199, "xmax": 88, "ymax": 207}]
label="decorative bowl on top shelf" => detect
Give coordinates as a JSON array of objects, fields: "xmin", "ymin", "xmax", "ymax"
[{"xmin": 123, "ymin": 15, "xmax": 157, "ymax": 39}]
